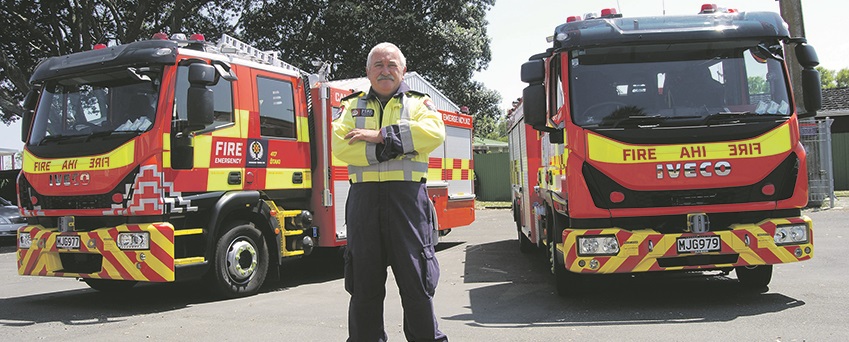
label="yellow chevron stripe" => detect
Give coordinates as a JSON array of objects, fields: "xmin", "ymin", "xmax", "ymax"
[
  {"xmin": 175, "ymin": 228, "xmax": 204, "ymax": 236},
  {"xmin": 297, "ymin": 116, "xmax": 310, "ymax": 142}
]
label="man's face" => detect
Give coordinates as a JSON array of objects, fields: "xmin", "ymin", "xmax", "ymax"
[{"xmin": 367, "ymin": 48, "xmax": 406, "ymax": 99}]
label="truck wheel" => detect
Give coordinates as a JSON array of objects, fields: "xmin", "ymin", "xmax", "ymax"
[
  {"xmin": 518, "ymin": 226, "xmax": 534, "ymax": 254},
  {"xmin": 551, "ymin": 239, "xmax": 582, "ymax": 297},
  {"xmin": 210, "ymin": 222, "xmax": 269, "ymax": 298},
  {"xmin": 84, "ymin": 279, "xmax": 137, "ymax": 292},
  {"xmin": 735, "ymin": 265, "xmax": 772, "ymax": 290}
]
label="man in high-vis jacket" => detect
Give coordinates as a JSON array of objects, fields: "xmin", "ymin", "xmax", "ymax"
[{"xmin": 331, "ymin": 42, "xmax": 448, "ymax": 342}]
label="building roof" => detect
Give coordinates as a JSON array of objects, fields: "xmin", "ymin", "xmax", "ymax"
[
  {"xmin": 821, "ymin": 87, "xmax": 849, "ymax": 111},
  {"xmin": 326, "ymin": 71, "xmax": 461, "ymax": 112},
  {"xmin": 473, "ymin": 137, "xmax": 508, "ymax": 152},
  {"xmin": 0, "ymin": 148, "xmax": 18, "ymax": 157},
  {"xmin": 816, "ymin": 87, "xmax": 849, "ymax": 118}
]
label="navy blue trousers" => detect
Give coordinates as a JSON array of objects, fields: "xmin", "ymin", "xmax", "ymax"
[{"xmin": 345, "ymin": 181, "xmax": 447, "ymax": 342}]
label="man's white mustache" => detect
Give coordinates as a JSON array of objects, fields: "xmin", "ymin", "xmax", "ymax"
[{"xmin": 377, "ymin": 75, "xmax": 395, "ymax": 81}]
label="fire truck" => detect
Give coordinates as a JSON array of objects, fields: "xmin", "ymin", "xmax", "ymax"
[
  {"xmin": 510, "ymin": 5, "xmax": 822, "ymax": 295},
  {"xmin": 15, "ymin": 33, "xmax": 475, "ymax": 297}
]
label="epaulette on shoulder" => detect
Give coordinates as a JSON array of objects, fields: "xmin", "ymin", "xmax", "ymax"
[
  {"xmin": 405, "ymin": 90, "xmax": 429, "ymax": 98},
  {"xmin": 340, "ymin": 91, "xmax": 365, "ymax": 102}
]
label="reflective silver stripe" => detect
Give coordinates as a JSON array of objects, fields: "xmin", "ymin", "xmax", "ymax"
[
  {"xmin": 365, "ymin": 142, "xmax": 379, "ymax": 165},
  {"xmin": 398, "ymin": 122, "xmax": 414, "ymax": 154},
  {"xmin": 399, "ymin": 95, "xmax": 415, "ymax": 153},
  {"xmin": 400, "ymin": 95, "xmax": 411, "ymax": 120},
  {"xmin": 348, "ymin": 159, "xmax": 429, "ymax": 182},
  {"xmin": 354, "ymin": 98, "xmax": 369, "ymax": 128}
]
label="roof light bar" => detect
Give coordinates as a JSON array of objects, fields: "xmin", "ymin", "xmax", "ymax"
[
  {"xmin": 700, "ymin": 4, "xmax": 718, "ymax": 14},
  {"xmin": 600, "ymin": 8, "xmax": 618, "ymax": 17}
]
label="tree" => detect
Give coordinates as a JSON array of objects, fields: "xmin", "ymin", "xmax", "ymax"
[
  {"xmin": 475, "ymin": 112, "xmax": 508, "ymax": 141},
  {"xmin": 238, "ymin": 0, "xmax": 502, "ymax": 133},
  {"xmin": 817, "ymin": 66, "xmax": 836, "ymax": 89},
  {"xmin": 0, "ymin": 0, "xmax": 501, "ymax": 130},
  {"xmin": 0, "ymin": 0, "xmax": 244, "ymax": 123},
  {"xmin": 748, "ymin": 76, "xmax": 768, "ymax": 94},
  {"xmin": 836, "ymin": 68, "xmax": 849, "ymax": 88}
]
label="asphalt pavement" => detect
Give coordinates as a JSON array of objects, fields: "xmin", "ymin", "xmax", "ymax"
[{"xmin": 1, "ymin": 202, "xmax": 848, "ymax": 341}]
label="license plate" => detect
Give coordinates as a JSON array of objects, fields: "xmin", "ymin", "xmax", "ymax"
[
  {"xmin": 56, "ymin": 235, "xmax": 81, "ymax": 249},
  {"xmin": 677, "ymin": 235, "xmax": 720, "ymax": 253}
]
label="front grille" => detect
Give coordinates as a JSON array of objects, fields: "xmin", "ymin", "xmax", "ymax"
[
  {"xmin": 18, "ymin": 167, "xmax": 139, "ymax": 210},
  {"xmin": 41, "ymin": 195, "xmax": 112, "ymax": 209},
  {"xmin": 583, "ymin": 153, "xmax": 799, "ymax": 209},
  {"xmin": 59, "ymin": 253, "xmax": 102, "ymax": 274},
  {"xmin": 657, "ymin": 254, "xmax": 739, "ymax": 268},
  {"xmin": 569, "ymin": 208, "xmax": 801, "ymax": 233}
]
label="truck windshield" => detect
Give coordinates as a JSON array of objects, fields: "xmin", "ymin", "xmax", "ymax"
[
  {"xmin": 568, "ymin": 41, "xmax": 791, "ymax": 128},
  {"xmin": 28, "ymin": 68, "xmax": 161, "ymax": 146}
]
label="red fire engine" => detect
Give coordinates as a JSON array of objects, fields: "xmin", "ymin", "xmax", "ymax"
[
  {"xmin": 510, "ymin": 5, "xmax": 822, "ymax": 295},
  {"xmin": 15, "ymin": 33, "xmax": 475, "ymax": 297}
]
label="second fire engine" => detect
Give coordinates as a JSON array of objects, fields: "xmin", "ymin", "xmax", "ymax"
[
  {"xmin": 16, "ymin": 33, "xmax": 475, "ymax": 297},
  {"xmin": 510, "ymin": 5, "xmax": 821, "ymax": 295}
]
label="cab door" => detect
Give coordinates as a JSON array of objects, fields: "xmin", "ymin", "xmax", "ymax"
[{"xmin": 244, "ymin": 68, "xmax": 311, "ymax": 194}]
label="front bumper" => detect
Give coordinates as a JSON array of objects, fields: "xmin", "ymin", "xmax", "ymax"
[
  {"xmin": 560, "ymin": 216, "xmax": 813, "ymax": 274},
  {"xmin": 17, "ymin": 223, "xmax": 176, "ymax": 282}
]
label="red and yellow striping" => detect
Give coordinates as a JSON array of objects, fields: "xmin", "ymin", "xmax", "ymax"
[
  {"xmin": 560, "ymin": 216, "xmax": 813, "ymax": 274},
  {"xmin": 440, "ymin": 158, "xmax": 473, "ymax": 181},
  {"xmin": 17, "ymin": 223, "xmax": 177, "ymax": 282}
]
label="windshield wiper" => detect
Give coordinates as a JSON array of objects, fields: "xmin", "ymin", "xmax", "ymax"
[
  {"xmin": 84, "ymin": 130, "xmax": 116, "ymax": 142},
  {"xmin": 702, "ymin": 112, "xmax": 787, "ymax": 125},
  {"xmin": 37, "ymin": 134, "xmax": 82, "ymax": 145},
  {"xmin": 600, "ymin": 115, "xmax": 666, "ymax": 128}
]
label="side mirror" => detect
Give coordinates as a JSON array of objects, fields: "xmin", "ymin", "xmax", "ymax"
[
  {"xmin": 186, "ymin": 63, "xmax": 215, "ymax": 127},
  {"xmin": 795, "ymin": 43, "xmax": 822, "ymax": 117},
  {"xmin": 523, "ymin": 84, "xmax": 547, "ymax": 130},
  {"xmin": 801, "ymin": 68, "xmax": 822, "ymax": 114},
  {"xmin": 795, "ymin": 44, "xmax": 819, "ymax": 69},
  {"xmin": 21, "ymin": 89, "xmax": 38, "ymax": 143},
  {"xmin": 521, "ymin": 60, "xmax": 545, "ymax": 84}
]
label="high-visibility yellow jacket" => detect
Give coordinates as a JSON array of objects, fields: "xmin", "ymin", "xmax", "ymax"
[{"xmin": 331, "ymin": 83, "xmax": 446, "ymax": 183}]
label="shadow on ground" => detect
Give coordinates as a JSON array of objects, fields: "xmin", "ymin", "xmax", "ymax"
[{"xmin": 446, "ymin": 238, "xmax": 805, "ymax": 328}]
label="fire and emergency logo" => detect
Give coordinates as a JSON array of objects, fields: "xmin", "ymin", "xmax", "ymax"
[
  {"xmin": 245, "ymin": 139, "xmax": 268, "ymax": 168},
  {"xmin": 424, "ymin": 99, "xmax": 437, "ymax": 112},
  {"xmin": 333, "ymin": 105, "xmax": 345, "ymax": 121},
  {"xmin": 250, "ymin": 140, "xmax": 264, "ymax": 160}
]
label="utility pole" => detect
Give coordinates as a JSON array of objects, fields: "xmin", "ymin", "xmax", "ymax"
[{"xmin": 778, "ymin": 0, "xmax": 806, "ymax": 111}]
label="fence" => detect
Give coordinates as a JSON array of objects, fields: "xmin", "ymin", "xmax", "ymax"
[
  {"xmin": 473, "ymin": 152, "xmax": 511, "ymax": 201},
  {"xmin": 800, "ymin": 118, "xmax": 835, "ymax": 208},
  {"xmin": 832, "ymin": 132, "xmax": 849, "ymax": 191}
]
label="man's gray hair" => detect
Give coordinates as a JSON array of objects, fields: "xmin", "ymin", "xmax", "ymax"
[{"xmin": 366, "ymin": 42, "xmax": 406, "ymax": 69}]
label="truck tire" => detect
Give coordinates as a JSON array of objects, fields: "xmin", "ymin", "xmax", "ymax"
[
  {"xmin": 209, "ymin": 222, "xmax": 269, "ymax": 298},
  {"xmin": 83, "ymin": 279, "xmax": 137, "ymax": 292},
  {"xmin": 518, "ymin": 225, "xmax": 534, "ymax": 254},
  {"xmin": 547, "ymin": 209, "xmax": 580, "ymax": 296},
  {"xmin": 735, "ymin": 265, "xmax": 772, "ymax": 290}
]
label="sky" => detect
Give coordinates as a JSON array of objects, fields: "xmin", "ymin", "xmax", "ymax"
[
  {"xmin": 474, "ymin": 0, "xmax": 849, "ymax": 109},
  {"xmin": 1, "ymin": 0, "xmax": 846, "ymax": 155}
]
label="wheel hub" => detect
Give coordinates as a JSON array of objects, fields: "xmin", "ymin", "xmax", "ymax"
[{"xmin": 227, "ymin": 239, "xmax": 258, "ymax": 281}]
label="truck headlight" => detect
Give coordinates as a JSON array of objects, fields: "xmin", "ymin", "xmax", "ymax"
[
  {"xmin": 773, "ymin": 224, "xmax": 809, "ymax": 245},
  {"xmin": 117, "ymin": 232, "xmax": 150, "ymax": 250},
  {"xmin": 577, "ymin": 235, "xmax": 619, "ymax": 256},
  {"xmin": 18, "ymin": 232, "xmax": 32, "ymax": 249}
]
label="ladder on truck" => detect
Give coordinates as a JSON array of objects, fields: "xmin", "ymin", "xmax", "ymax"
[
  {"xmin": 215, "ymin": 33, "xmax": 305, "ymax": 75},
  {"xmin": 215, "ymin": 34, "xmax": 332, "ymax": 83}
]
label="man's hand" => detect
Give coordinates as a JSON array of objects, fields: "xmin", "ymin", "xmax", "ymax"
[{"xmin": 345, "ymin": 128, "xmax": 383, "ymax": 145}]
